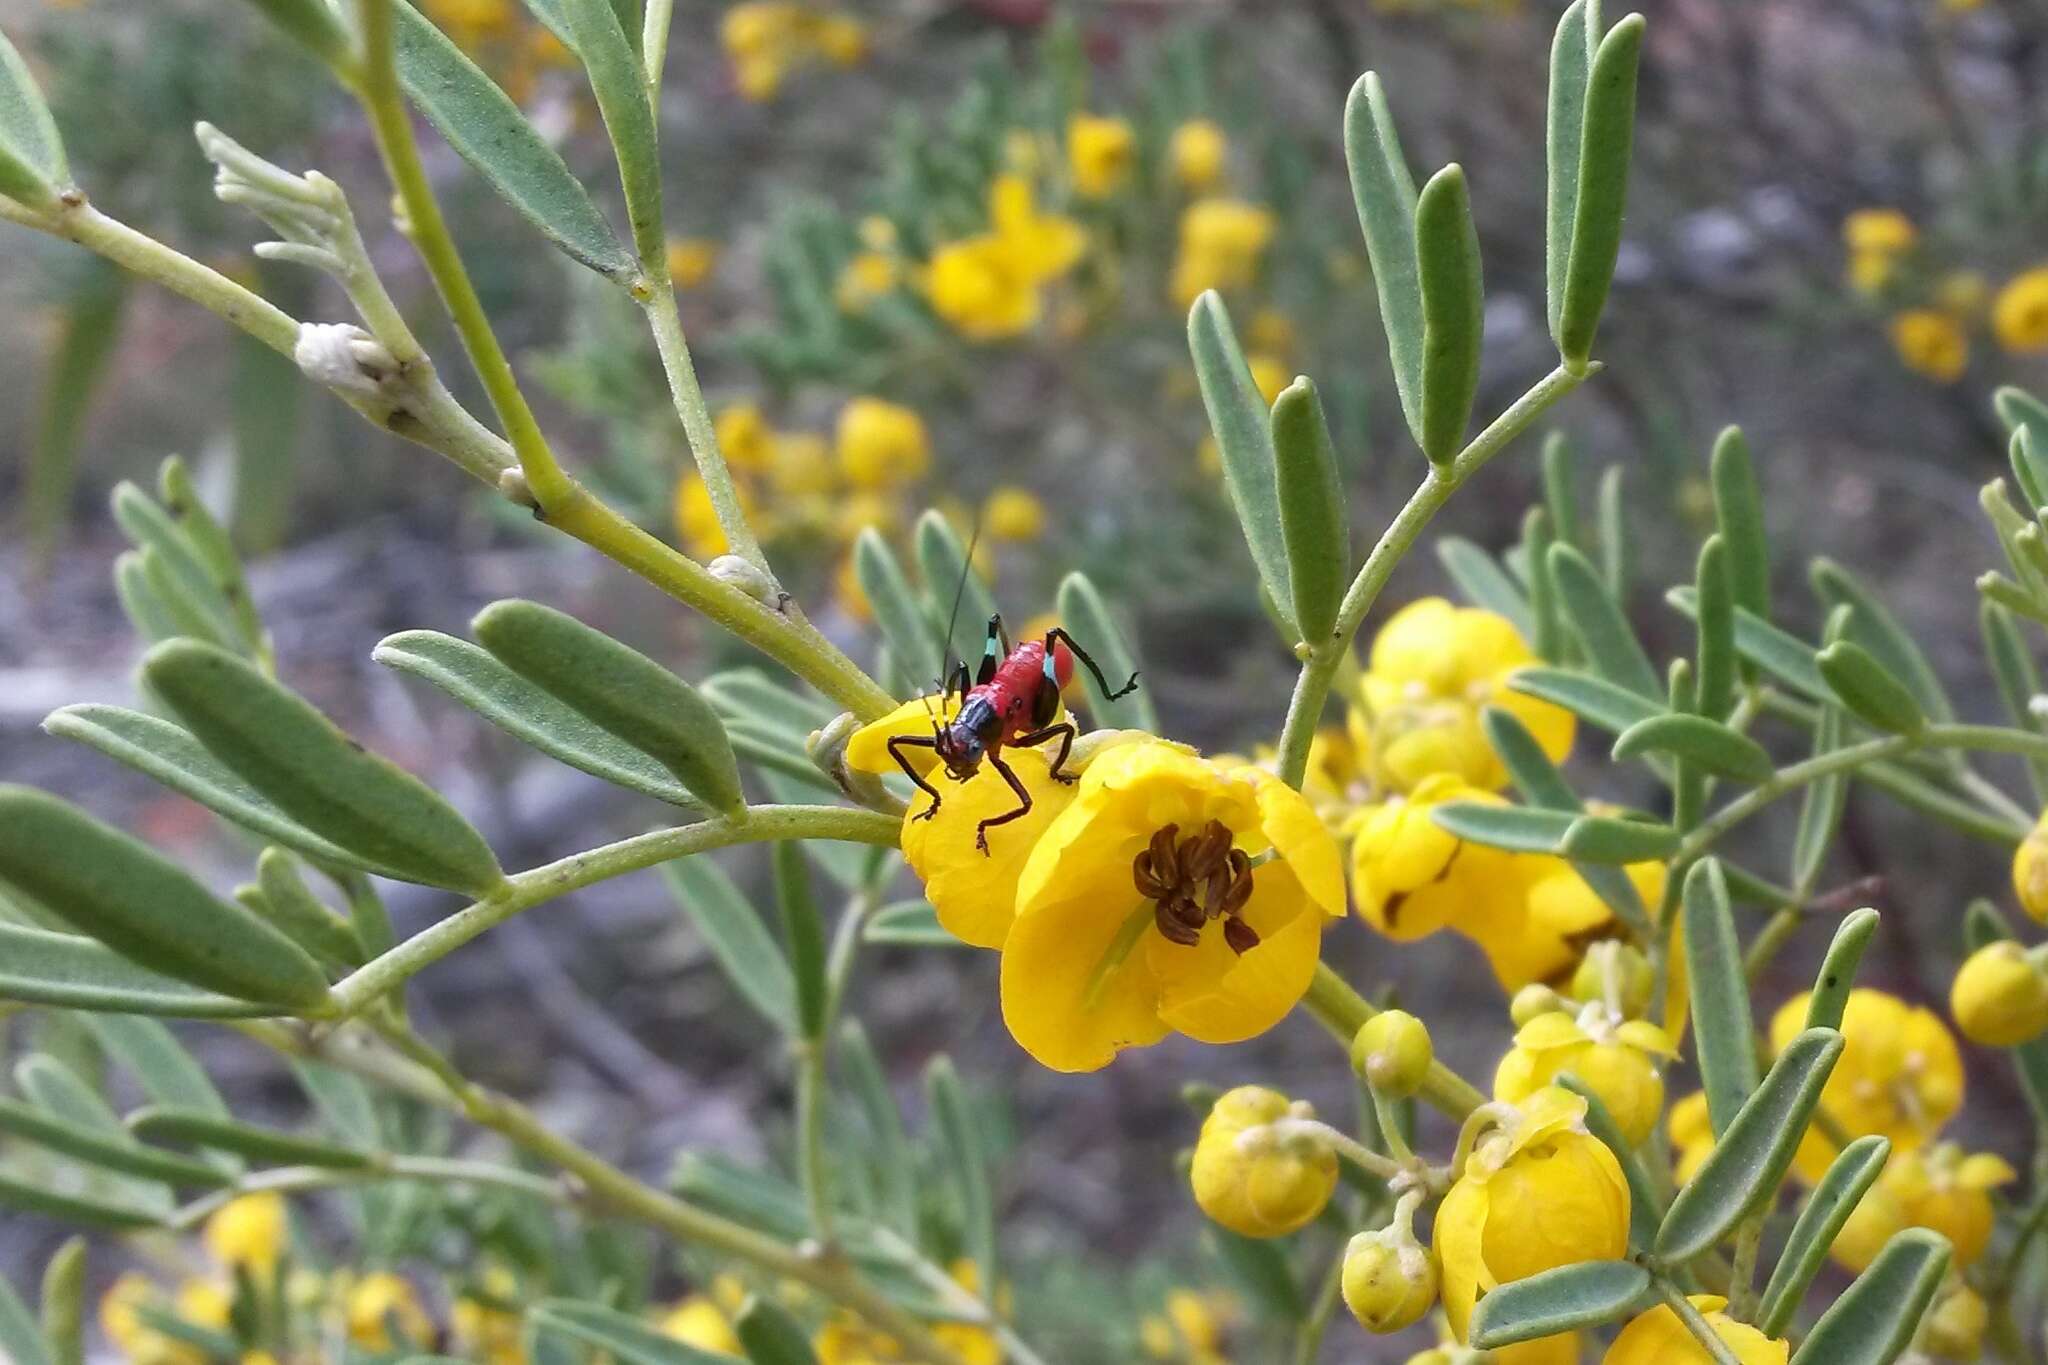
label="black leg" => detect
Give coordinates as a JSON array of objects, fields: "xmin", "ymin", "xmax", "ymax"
[
  {"xmin": 888, "ymin": 734, "xmax": 945, "ymax": 821},
  {"xmin": 946, "ymin": 661, "xmax": 971, "ymax": 709},
  {"xmin": 1046, "ymin": 628, "xmax": 1140, "ymax": 701},
  {"xmin": 1014, "ymin": 721, "xmax": 1077, "ymax": 784},
  {"xmin": 976, "ymin": 750, "xmax": 1034, "ymax": 854},
  {"xmin": 976, "ymin": 613, "xmax": 1009, "ymax": 685}
]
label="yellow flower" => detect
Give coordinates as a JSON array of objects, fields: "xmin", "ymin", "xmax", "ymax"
[
  {"xmin": 815, "ymin": 1316, "xmax": 907, "ymax": 1363},
  {"xmin": 203, "ymin": 1191, "xmax": 288, "ymax": 1276},
  {"xmin": 834, "ymin": 552, "xmax": 871, "ymax": 623},
  {"xmin": 1603, "ymin": 1295, "xmax": 1788, "ymax": 1364},
  {"xmin": 102, "ymin": 1274, "xmax": 207, "ymax": 1365},
  {"xmin": 832, "ymin": 490, "xmax": 900, "ymax": 543},
  {"xmin": 1769, "ymin": 988, "xmax": 1962, "ymax": 1149},
  {"xmin": 2016, "ymin": 810, "xmax": 2048, "ymax": 921},
  {"xmin": 1189, "ymin": 1085, "xmax": 1338, "ymax": 1237},
  {"xmin": 836, "ymin": 397, "xmax": 931, "ymax": 489},
  {"xmin": 1164, "ymin": 1290, "xmax": 1230, "ymax": 1354},
  {"xmin": 1849, "ymin": 248, "xmax": 1902, "ymax": 295},
  {"xmin": 715, "ymin": 404, "xmax": 777, "ymax": 472},
  {"xmin": 1355, "ymin": 597, "xmax": 1574, "ymax": 792},
  {"xmin": 1436, "ymin": 1087, "xmax": 1629, "ymax": 1360},
  {"xmin": 1891, "ymin": 309, "xmax": 1968, "ymax": 383},
  {"xmin": 1952, "ymin": 940, "xmax": 2048, "ymax": 1046},
  {"xmin": 666, "ymin": 237, "xmax": 718, "ymax": 289},
  {"xmin": 1171, "ymin": 199, "xmax": 1277, "ymax": 306},
  {"xmin": 1249, "ymin": 308, "xmax": 1297, "ymax": 358},
  {"xmin": 1341, "ymin": 1202, "xmax": 1437, "ymax": 1333},
  {"xmin": 1348, "ymin": 774, "xmax": 1525, "ymax": 943},
  {"xmin": 1493, "ymin": 1006, "xmax": 1675, "ymax": 1146},
  {"xmin": 1067, "ymin": 114, "xmax": 1135, "ymax": 198},
  {"xmin": 1829, "ymin": 1142, "xmax": 2016, "ymax": 1271},
  {"xmin": 768, "ymin": 431, "xmax": 835, "ymax": 499},
  {"xmin": 1168, "ymin": 119, "xmax": 1229, "ymax": 193},
  {"xmin": 660, "ymin": 1296, "xmax": 742, "ymax": 1356},
  {"xmin": 1000, "ymin": 741, "xmax": 1345, "ymax": 1071},
  {"xmin": 923, "ymin": 178, "xmax": 1086, "ymax": 342},
  {"xmin": 453, "ymin": 1266, "xmax": 528, "ymax": 1365},
  {"xmin": 983, "ymin": 486, "xmax": 1048, "ymax": 543},
  {"xmin": 1843, "ymin": 208, "xmax": 1917, "ymax": 257},
  {"xmin": 346, "ymin": 1271, "xmax": 431, "ymax": 1351},
  {"xmin": 1926, "ymin": 1285, "xmax": 1989, "ymax": 1360},
  {"xmin": 675, "ymin": 474, "xmax": 754, "ymax": 559},
  {"xmin": 811, "ymin": 14, "xmax": 867, "ymax": 66},
  {"xmin": 837, "ymin": 250, "xmax": 901, "ymax": 311},
  {"xmin": 1994, "ymin": 266, "xmax": 2048, "ymax": 352}
]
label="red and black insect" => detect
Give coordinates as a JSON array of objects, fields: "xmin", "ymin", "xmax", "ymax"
[{"xmin": 888, "ymin": 614, "xmax": 1139, "ymax": 854}]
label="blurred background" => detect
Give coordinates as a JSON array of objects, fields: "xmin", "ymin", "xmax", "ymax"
[{"xmin": 6, "ymin": 0, "xmax": 2048, "ymax": 1356}]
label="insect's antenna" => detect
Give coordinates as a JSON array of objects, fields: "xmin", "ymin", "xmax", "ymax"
[{"xmin": 935, "ymin": 506, "xmax": 987, "ymax": 696}]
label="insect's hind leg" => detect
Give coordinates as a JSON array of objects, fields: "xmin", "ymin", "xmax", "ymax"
[
  {"xmin": 1013, "ymin": 721, "xmax": 1078, "ymax": 785},
  {"xmin": 975, "ymin": 751, "xmax": 1035, "ymax": 855},
  {"xmin": 1045, "ymin": 628, "xmax": 1141, "ymax": 701},
  {"xmin": 888, "ymin": 735, "xmax": 946, "ymax": 822}
]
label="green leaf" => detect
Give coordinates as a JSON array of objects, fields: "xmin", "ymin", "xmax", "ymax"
[
  {"xmin": 0, "ymin": 787, "xmax": 330, "ymax": 1008},
  {"xmin": 1654, "ymin": 1027, "xmax": 1844, "ymax": 1262},
  {"xmin": 855, "ymin": 529, "xmax": 942, "ymax": 692},
  {"xmin": 26, "ymin": 267, "xmax": 125, "ymax": 566},
  {"xmin": 158, "ymin": 457, "xmax": 263, "ymax": 645},
  {"xmin": 1482, "ymin": 709, "xmax": 1649, "ymax": 934},
  {"xmin": 1811, "ymin": 560, "xmax": 1953, "ymax": 724},
  {"xmin": 0, "ymin": 23, "xmax": 69, "ymax": 206},
  {"xmin": 1682, "ymin": 858, "xmax": 1757, "ymax": 1137},
  {"xmin": 1816, "ymin": 640, "xmax": 1925, "ymax": 735},
  {"xmin": 41, "ymin": 1239, "xmax": 83, "ymax": 1365},
  {"xmin": 1549, "ymin": 543, "xmax": 1660, "ymax": 698},
  {"xmin": 1508, "ymin": 667, "xmax": 1661, "ymax": 735},
  {"xmin": 1470, "ymin": 1260, "xmax": 1646, "ymax": 1350},
  {"xmin": 733, "ymin": 1297, "xmax": 820, "ymax": 1365},
  {"xmin": 111, "ymin": 482, "xmax": 244, "ymax": 653},
  {"xmin": 1544, "ymin": 0, "xmax": 1597, "ymax": 343},
  {"xmin": 925, "ymin": 1056, "xmax": 995, "ymax": 1292},
  {"xmin": 143, "ymin": 640, "xmax": 507, "ymax": 893},
  {"xmin": 114, "ymin": 552, "xmax": 180, "ymax": 645},
  {"xmin": 1554, "ymin": 1075, "xmax": 1661, "ymax": 1249},
  {"xmin": 837, "ymin": 1022, "xmax": 915, "ymax": 1236},
  {"xmin": 668, "ymin": 1152, "xmax": 809, "ymax": 1242},
  {"xmin": 1756, "ymin": 1135, "xmax": 1890, "ymax": 1339},
  {"xmin": 1270, "ymin": 378, "xmax": 1349, "ymax": 642},
  {"xmin": 0, "ymin": 921, "xmax": 272, "ymax": 1017},
  {"xmin": 1559, "ymin": 813, "xmax": 1680, "ymax": 863},
  {"xmin": 1612, "ymin": 713, "xmax": 1772, "ymax": 784},
  {"xmin": 1055, "ymin": 572, "xmax": 1155, "ymax": 732},
  {"xmin": 0, "ymin": 1097, "xmax": 227, "ymax": 1188},
  {"xmin": 1667, "ymin": 589, "xmax": 1829, "ymax": 701},
  {"xmin": 772, "ymin": 842, "xmax": 827, "ymax": 1040},
  {"xmin": 0, "ymin": 1171, "xmax": 162, "ymax": 1229},
  {"xmin": 555, "ymin": 0, "xmax": 663, "ymax": 266},
  {"xmin": 85, "ymin": 1016, "xmax": 232, "ymax": 1125},
  {"xmin": 1189, "ymin": 292, "xmax": 1294, "ymax": 631},
  {"xmin": 1342, "ymin": 72, "xmax": 1424, "ymax": 444},
  {"xmin": 1692, "ymin": 536, "xmax": 1735, "ymax": 719},
  {"xmin": 254, "ymin": 848, "xmax": 366, "ymax": 968},
  {"xmin": 0, "ymin": 1267, "xmax": 51, "ymax": 1365},
  {"xmin": 1981, "ymin": 601, "xmax": 2048, "ymax": 804},
  {"xmin": 913, "ymin": 511, "xmax": 998, "ymax": 666},
  {"xmin": 374, "ymin": 630, "xmax": 699, "ymax": 808},
  {"xmin": 1541, "ymin": 431, "xmax": 1583, "ymax": 552},
  {"xmin": 1788, "ymin": 1229, "xmax": 1951, "ymax": 1365},
  {"xmin": 1430, "ymin": 802, "xmax": 1577, "ymax": 853},
  {"xmin": 1555, "ymin": 14, "xmax": 1644, "ymax": 365},
  {"xmin": 125, "ymin": 1107, "xmax": 377, "ymax": 1169},
  {"xmin": 660, "ymin": 858, "xmax": 795, "ymax": 1029},
  {"xmin": 1415, "ymin": 164, "xmax": 1484, "ymax": 464},
  {"xmin": 1522, "ymin": 507, "xmax": 1563, "ymax": 663},
  {"xmin": 15, "ymin": 1057, "xmax": 170, "ymax": 1213},
  {"xmin": 2015, "ymin": 428, "xmax": 2048, "ymax": 516},
  {"xmin": 702, "ymin": 669, "xmax": 835, "ymax": 737},
  {"xmin": 472, "ymin": 600, "xmax": 743, "ymax": 816},
  {"xmin": 862, "ymin": 900, "xmax": 960, "ymax": 948},
  {"xmin": 1792, "ymin": 704, "xmax": 1848, "ymax": 889},
  {"xmin": 532, "ymin": 1300, "xmax": 742, "ymax": 1365},
  {"xmin": 1437, "ymin": 538, "xmax": 1534, "ymax": 639},
  {"xmin": 233, "ymin": 0, "xmax": 355, "ymax": 70},
  {"xmin": 1803, "ymin": 908, "xmax": 1880, "ymax": 1032},
  {"xmin": 1597, "ymin": 463, "xmax": 1629, "ymax": 598},
  {"xmin": 390, "ymin": 1, "xmax": 634, "ymax": 279},
  {"xmin": 1709, "ymin": 427, "xmax": 1770, "ymax": 630}
]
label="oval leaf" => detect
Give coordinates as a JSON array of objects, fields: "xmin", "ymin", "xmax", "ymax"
[
  {"xmin": 1270, "ymin": 378, "xmax": 1349, "ymax": 643},
  {"xmin": 1804, "ymin": 907, "xmax": 1880, "ymax": 1032},
  {"xmin": 861, "ymin": 901, "xmax": 961, "ymax": 948},
  {"xmin": 0, "ymin": 921, "xmax": 273, "ymax": 1018},
  {"xmin": 1545, "ymin": 0, "xmax": 1597, "ymax": 342},
  {"xmin": 1612, "ymin": 713, "xmax": 1772, "ymax": 784},
  {"xmin": 1710, "ymin": 427, "xmax": 1770, "ymax": 627},
  {"xmin": 1471, "ymin": 1260, "xmax": 1647, "ymax": 1349},
  {"xmin": 1415, "ymin": 164, "xmax": 1484, "ymax": 464},
  {"xmin": 125, "ymin": 1106, "xmax": 376, "ymax": 1169},
  {"xmin": 1430, "ymin": 802, "xmax": 1576, "ymax": 853},
  {"xmin": 1555, "ymin": 14, "xmax": 1644, "ymax": 365},
  {"xmin": 1682, "ymin": 858, "xmax": 1756, "ymax": 1136},
  {"xmin": 0, "ymin": 1098, "xmax": 226, "ymax": 1189},
  {"xmin": 1190, "ymin": 292, "xmax": 1294, "ymax": 631},
  {"xmin": 659, "ymin": 858, "xmax": 795, "ymax": 1029},
  {"xmin": 1549, "ymin": 542, "xmax": 1660, "ymax": 698},
  {"xmin": 1437, "ymin": 538, "xmax": 1534, "ymax": 638},
  {"xmin": 854, "ymin": 529, "xmax": 942, "ymax": 694},
  {"xmin": 1559, "ymin": 813, "xmax": 1679, "ymax": 863},
  {"xmin": 912, "ymin": 511, "xmax": 998, "ymax": 667},
  {"xmin": 732, "ymin": 1296, "xmax": 821, "ymax": 1365},
  {"xmin": 1342, "ymin": 72, "xmax": 1424, "ymax": 443},
  {"xmin": 1508, "ymin": 666, "xmax": 1661, "ymax": 735},
  {"xmin": 0, "ymin": 24, "xmax": 68, "ymax": 205},
  {"xmin": 1816, "ymin": 640, "xmax": 1925, "ymax": 736},
  {"xmin": 1788, "ymin": 1228, "xmax": 1951, "ymax": 1365},
  {"xmin": 1756, "ymin": 1135, "xmax": 1890, "ymax": 1339}
]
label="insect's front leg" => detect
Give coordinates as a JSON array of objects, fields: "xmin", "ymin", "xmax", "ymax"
[
  {"xmin": 1013, "ymin": 721, "xmax": 1078, "ymax": 785},
  {"xmin": 975, "ymin": 750, "xmax": 1034, "ymax": 855},
  {"xmin": 888, "ymin": 734, "xmax": 945, "ymax": 821}
]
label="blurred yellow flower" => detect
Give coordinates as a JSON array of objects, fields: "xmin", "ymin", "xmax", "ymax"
[
  {"xmin": 1000, "ymin": 741, "xmax": 1345, "ymax": 1071},
  {"xmin": 1249, "ymin": 308, "xmax": 1297, "ymax": 358},
  {"xmin": 923, "ymin": 176, "xmax": 1086, "ymax": 340},
  {"xmin": 1498, "ymin": 859, "xmax": 1670, "ymax": 1003},
  {"xmin": 812, "ymin": 13, "xmax": 867, "ymax": 66},
  {"xmin": 1168, "ymin": 119, "xmax": 1229, "ymax": 193},
  {"xmin": 837, "ymin": 250, "xmax": 902, "ymax": 312},
  {"xmin": 768, "ymin": 431, "xmax": 835, "ymax": 499},
  {"xmin": 836, "ymin": 397, "xmax": 930, "ymax": 489},
  {"xmin": 1668, "ymin": 1090, "xmax": 1714, "ymax": 1185},
  {"xmin": 715, "ymin": 403, "xmax": 777, "ymax": 472},
  {"xmin": 1348, "ymin": 774, "xmax": 1521, "ymax": 943},
  {"xmin": 834, "ymin": 552, "xmax": 871, "ymax": 622},
  {"xmin": 347, "ymin": 1272, "xmax": 431, "ymax": 1351},
  {"xmin": 1843, "ymin": 208, "xmax": 1917, "ymax": 256},
  {"xmin": 983, "ymin": 486, "xmax": 1048, "ymax": 542},
  {"xmin": 1190, "ymin": 1085, "xmax": 1338, "ymax": 1237},
  {"xmin": 1828, "ymin": 1141, "xmax": 2016, "ymax": 1271},
  {"xmin": 2018, "ymin": 811, "xmax": 2048, "ymax": 921},
  {"xmin": 1437, "ymin": 1087, "xmax": 1627, "ymax": 1361},
  {"xmin": 1354, "ymin": 597, "xmax": 1574, "ymax": 793},
  {"xmin": 1603, "ymin": 1295, "xmax": 1787, "ymax": 1364},
  {"xmin": 1994, "ymin": 267, "xmax": 2048, "ymax": 352},
  {"xmin": 931, "ymin": 1260, "xmax": 1003, "ymax": 1364},
  {"xmin": 1172, "ymin": 199, "xmax": 1277, "ymax": 307},
  {"xmin": 1493, "ymin": 1007, "xmax": 1675, "ymax": 1146},
  {"xmin": 832, "ymin": 490, "xmax": 899, "ymax": 543},
  {"xmin": 666, "ymin": 237, "xmax": 718, "ymax": 289},
  {"xmin": 721, "ymin": 4, "xmax": 865, "ymax": 100},
  {"xmin": 675, "ymin": 474, "xmax": 754, "ymax": 559},
  {"xmin": 203, "ymin": 1191, "xmax": 288, "ymax": 1276},
  {"xmin": 1246, "ymin": 353, "xmax": 1290, "ymax": 406},
  {"xmin": 1890, "ymin": 309, "xmax": 1967, "ymax": 383},
  {"xmin": 102, "ymin": 1273, "xmax": 210, "ymax": 1365},
  {"xmin": 1067, "ymin": 114, "xmax": 1136, "ymax": 198},
  {"xmin": 453, "ymin": 1266, "xmax": 528, "ymax": 1365},
  {"xmin": 659, "ymin": 1295, "xmax": 742, "ymax": 1355},
  {"xmin": 1769, "ymin": 988, "xmax": 1962, "ymax": 1149}
]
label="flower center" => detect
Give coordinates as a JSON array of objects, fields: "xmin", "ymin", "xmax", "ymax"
[{"xmin": 1132, "ymin": 819, "xmax": 1259, "ymax": 955}]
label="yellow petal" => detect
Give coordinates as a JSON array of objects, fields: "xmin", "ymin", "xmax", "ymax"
[
  {"xmin": 1151, "ymin": 862, "xmax": 1324, "ymax": 1044},
  {"xmin": 1958, "ymin": 1153, "xmax": 2019, "ymax": 1189},
  {"xmin": 1513, "ymin": 1011, "xmax": 1592, "ymax": 1051},
  {"xmin": 1616, "ymin": 1019, "xmax": 1679, "ymax": 1057},
  {"xmin": 1246, "ymin": 767, "xmax": 1346, "ymax": 916},
  {"xmin": 902, "ymin": 745, "xmax": 1075, "ymax": 948},
  {"xmin": 999, "ymin": 886, "xmax": 1167, "ymax": 1072},
  {"xmin": 1435, "ymin": 1175, "xmax": 1491, "ymax": 1343},
  {"xmin": 846, "ymin": 695, "xmax": 958, "ymax": 774}
]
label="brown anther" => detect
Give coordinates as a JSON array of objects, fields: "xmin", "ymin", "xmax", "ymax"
[{"xmin": 1130, "ymin": 820, "xmax": 1260, "ymax": 956}]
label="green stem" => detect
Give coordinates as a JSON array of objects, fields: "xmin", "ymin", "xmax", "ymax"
[
  {"xmin": 1300, "ymin": 963, "xmax": 1486, "ymax": 1120},
  {"xmin": 640, "ymin": 289, "xmax": 770, "ymax": 573},
  {"xmin": 794, "ymin": 1036, "xmax": 833, "ymax": 1243},
  {"xmin": 1274, "ymin": 363, "xmax": 1593, "ymax": 788},
  {"xmin": 329, "ymin": 805, "xmax": 900, "ymax": 1015},
  {"xmin": 1657, "ymin": 1277, "xmax": 1743, "ymax": 1365},
  {"xmin": 168, "ymin": 1155, "xmax": 572, "ymax": 1229},
  {"xmin": 1291, "ymin": 1244, "xmax": 1348, "ymax": 1365},
  {"xmin": 1726, "ymin": 1214, "xmax": 1764, "ymax": 1322}
]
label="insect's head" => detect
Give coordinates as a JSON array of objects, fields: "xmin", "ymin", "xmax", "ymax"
[{"xmin": 934, "ymin": 720, "xmax": 985, "ymax": 781}]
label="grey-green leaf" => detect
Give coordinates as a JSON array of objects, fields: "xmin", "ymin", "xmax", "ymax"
[
  {"xmin": 772, "ymin": 841, "xmax": 827, "ymax": 1040},
  {"xmin": 1470, "ymin": 1260, "xmax": 1647, "ymax": 1349},
  {"xmin": 374, "ymin": 630, "xmax": 699, "ymax": 807},
  {"xmin": 1558, "ymin": 813, "xmax": 1680, "ymax": 863},
  {"xmin": 912, "ymin": 511, "xmax": 997, "ymax": 662},
  {"xmin": 0, "ymin": 1097, "xmax": 227, "ymax": 1188},
  {"xmin": 1788, "ymin": 1228, "xmax": 1951, "ymax": 1365},
  {"xmin": 40, "ymin": 1239, "xmax": 82, "ymax": 1365},
  {"xmin": 1981, "ymin": 601, "xmax": 2048, "ymax": 804},
  {"xmin": 1811, "ymin": 560, "xmax": 1953, "ymax": 724},
  {"xmin": 0, "ymin": 787, "xmax": 330, "ymax": 1009},
  {"xmin": 1549, "ymin": 542, "xmax": 1660, "ymax": 698},
  {"xmin": 1666, "ymin": 588, "xmax": 1829, "ymax": 701},
  {"xmin": 862, "ymin": 900, "xmax": 960, "ymax": 948},
  {"xmin": 660, "ymin": 858, "xmax": 795, "ymax": 1029},
  {"xmin": 1612, "ymin": 713, "xmax": 1772, "ymax": 784},
  {"xmin": 733, "ymin": 1297, "xmax": 820, "ymax": 1365},
  {"xmin": 1816, "ymin": 640, "xmax": 1926, "ymax": 735},
  {"xmin": 1438, "ymin": 538, "xmax": 1534, "ymax": 639},
  {"xmin": 1555, "ymin": 14, "xmax": 1644, "ymax": 365},
  {"xmin": 0, "ymin": 921, "xmax": 274, "ymax": 1018},
  {"xmin": 1654, "ymin": 1027, "xmax": 1844, "ymax": 1262},
  {"xmin": 1483, "ymin": 708, "xmax": 1650, "ymax": 936},
  {"xmin": 0, "ymin": 24, "xmax": 68, "ymax": 206},
  {"xmin": 1544, "ymin": 0, "xmax": 1596, "ymax": 343},
  {"xmin": 1803, "ymin": 907, "xmax": 1880, "ymax": 1032},
  {"xmin": 926, "ymin": 1056, "xmax": 996, "ymax": 1293},
  {"xmin": 1430, "ymin": 802, "xmax": 1577, "ymax": 854},
  {"xmin": 1508, "ymin": 667, "xmax": 1661, "ymax": 734},
  {"xmin": 232, "ymin": 0, "xmax": 355, "ymax": 71},
  {"xmin": 1415, "ymin": 164, "xmax": 1484, "ymax": 464},
  {"xmin": 1056, "ymin": 572, "xmax": 1155, "ymax": 732},
  {"xmin": 255, "ymin": 848, "xmax": 366, "ymax": 968},
  {"xmin": 0, "ymin": 1267, "xmax": 51, "ymax": 1365},
  {"xmin": 1693, "ymin": 535, "xmax": 1735, "ymax": 719},
  {"xmin": 1682, "ymin": 858, "xmax": 1757, "ymax": 1137},
  {"xmin": 1270, "ymin": 378, "xmax": 1349, "ymax": 643},
  {"xmin": 1343, "ymin": 72, "xmax": 1424, "ymax": 442},
  {"xmin": 1756, "ymin": 1135, "xmax": 1890, "ymax": 1339},
  {"xmin": 391, "ymin": 0, "xmax": 634, "ymax": 279},
  {"xmin": 125, "ymin": 1107, "xmax": 377, "ymax": 1169},
  {"xmin": 472, "ymin": 600, "xmax": 742, "ymax": 816},
  {"xmin": 854, "ymin": 529, "xmax": 941, "ymax": 691},
  {"xmin": 1791, "ymin": 703, "xmax": 1848, "ymax": 889},
  {"xmin": 0, "ymin": 1172, "xmax": 162, "ymax": 1230},
  {"xmin": 1189, "ymin": 292, "xmax": 1294, "ymax": 632},
  {"xmin": 556, "ymin": 0, "xmax": 663, "ymax": 265},
  {"xmin": 1710, "ymin": 427, "xmax": 1770, "ymax": 626}
]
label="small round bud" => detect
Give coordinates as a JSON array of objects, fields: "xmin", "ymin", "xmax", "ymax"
[
  {"xmin": 1340, "ymin": 1228, "xmax": 1437, "ymax": 1333},
  {"xmin": 2015, "ymin": 816, "xmax": 2048, "ymax": 922},
  {"xmin": 1925, "ymin": 1284, "xmax": 1988, "ymax": 1361},
  {"xmin": 1350, "ymin": 1011, "xmax": 1434, "ymax": 1098},
  {"xmin": 1510, "ymin": 983, "xmax": 1567, "ymax": 1027},
  {"xmin": 1571, "ymin": 940, "xmax": 1655, "ymax": 1019},
  {"xmin": 708, "ymin": 554, "xmax": 782, "ymax": 606},
  {"xmin": 1951, "ymin": 941, "xmax": 2048, "ymax": 1047},
  {"xmin": 1188, "ymin": 1086, "xmax": 1336, "ymax": 1239},
  {"xmin": 497, "ymin": 467, "xmax": 537, "ymax": 510}
]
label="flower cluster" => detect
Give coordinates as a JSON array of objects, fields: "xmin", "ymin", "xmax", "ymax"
[
  {"xmin": 1841, "ymin": 207, "xmax": 2048, "ymax": 382},
  {"xmin": 720, "ymin": 3, "xmax": 867, "ymax": 102}
]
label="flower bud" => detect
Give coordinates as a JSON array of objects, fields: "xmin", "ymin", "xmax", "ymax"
[
  {"xmin": 1350, "ymin": 1011, "xmax": 1434, "ymax": 1098},
  {"xmin": 1570, "ymin": 940, "xmax": 1655, "ymax": 1020},
  {"xmin": 2016, "ymin": 814, "xmax": 2048, "ymax": 922},
  {"xmin": 1340, "ymin": 1222, "xmax": 1437, "ymax": 1333},
  {"xmin": 1189, "ymin": 1086, "xmax": 1336, "ymax": 1239},
  {"xmin": 1925, "ymin": 1284, "xmax": 1988, "ymax": 1361},
  {"xmin": 708, "ymin": 553, "xmax": 783, "ymax": 607},
  {"xmin": 1510, "ymin": 983, "xmax": 1568, "ymax": 1026},
  {"xmin": 1951, "ymin": 941, "xmax": 2048, "ymax": 1047}
]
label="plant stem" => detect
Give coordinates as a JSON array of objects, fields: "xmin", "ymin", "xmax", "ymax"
[
  {"xmin": 1657, "ymin": 1278, "xmax": 1743, "ymax": 1365},
  {"xmin": 1726, "ymin": 1213, "xmax": 1764, "ymax": 1322},
  {"xmin": 1300, "ymin": 963, "xmax": 1486, "ymax": 1120},
  {"xmin": 329, "ymin": 805, "xmax": 900, "ymax": 1015},
  {"xmin": 168, "ymin": 1156, "xmax": 572, "ymax": 1229},
  {"xmin": 1274, "ymin": 363, "xmax": 1592, "ymax": 788},
  {"xmin": 641, "ymin": 289, "xmax": 770, "ymax": 573},
  {"xmin": 1291, "ymin": 1245, "xmax": 1347, "ymax": 1365}
]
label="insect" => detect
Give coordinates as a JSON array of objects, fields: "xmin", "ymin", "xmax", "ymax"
[{"xmin": 888, "ymin": 613, "xmax": 1140, "ymax": 854}]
